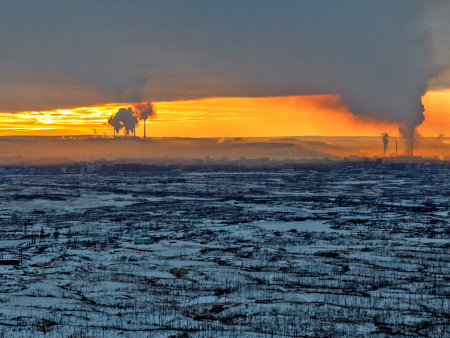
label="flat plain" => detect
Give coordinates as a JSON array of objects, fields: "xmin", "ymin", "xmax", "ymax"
[{"xmin": 0, "ymin": 162, "xmax": 449, "ymax": 336}]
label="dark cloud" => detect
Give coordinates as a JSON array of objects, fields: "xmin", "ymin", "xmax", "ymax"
[{"xmin": 0, "ymin": 1, "xmax": 448, "ymax": 131}]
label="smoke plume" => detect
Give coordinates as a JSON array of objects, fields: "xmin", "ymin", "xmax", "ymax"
[
  {"xmin": 108, "ymin": 108, "xmax": 138, "ymax": 136},
  {"xmin": 382, "ymin": 133, "xmax": 389, "ymax": 155},
  {"xmin": 134, "ymin": 102, "xmax": 156, "ymax": 121},
  {"xmin": 133, "ymin": 102, "xmax": 156, "ymax": 139},
  {"xmin": 399, "ymin": 126, "xmax": 424, "ymax": 157}
]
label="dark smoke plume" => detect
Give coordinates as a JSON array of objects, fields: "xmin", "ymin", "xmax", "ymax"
[
  {"xmin": 108, "ymin": 107, "xmax": 138, "ymax": 136},
  {"xmin": 133, "ymin": 102, "xmax": 156, "ymax": 139},
  {"xmin": 134, "ymin": 102, "xmax": 156, "ymax": 121},
  {"xmin": 382, "ymin": 133, "xmax": 389, "ymax": 155}
]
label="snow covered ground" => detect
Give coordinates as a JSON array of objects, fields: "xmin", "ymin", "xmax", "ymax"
[{"xmin": 0, "ymin": 164, "xmax": 449, "ymax": 336}]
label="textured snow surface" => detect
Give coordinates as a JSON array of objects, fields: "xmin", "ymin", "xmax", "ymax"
[{"xmin": 0, "ymin": 167, "xmax": 449, "ymax": 336}]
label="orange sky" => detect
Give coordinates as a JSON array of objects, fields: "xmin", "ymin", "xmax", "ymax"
[{"xmin": 0, "ymin": 90, "xmax": 448, "ymax": 138}]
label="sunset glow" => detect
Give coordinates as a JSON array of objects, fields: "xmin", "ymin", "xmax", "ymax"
[
  {"xmin": 417, "ymin": 90, "xmax": 450, "ymax": 137},
  {"xmin": 0, "ymin": 91, "xmax": 448, "ymax": 138}
]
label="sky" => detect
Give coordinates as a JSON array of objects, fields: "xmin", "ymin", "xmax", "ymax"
[{"xmin": 0, "ymin": 1, "xmax": 449, "ymax": 138}]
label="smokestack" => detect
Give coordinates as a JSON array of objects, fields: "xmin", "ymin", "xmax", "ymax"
[
  {"xmin": 107, "ymin": 107, "xmax": 139, "ymax": 137},
  {"xmin": 133, "ymin": 102, "xmax": 156, "ymax": 140},
  {"xmin": 400, "ymin": 125, "xmax": 416, "ymax": 158},
  {"xmin": 382, "ymin": 133, "xmax": 389, "ymax": 156}
]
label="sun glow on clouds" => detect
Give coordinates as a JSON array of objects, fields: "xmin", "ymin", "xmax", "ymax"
[
  {"xmin": 0, "ymin": 91, "xmax": 448, "ymax": 137},
  {"xmin": 0, "ymin": 104, "xmax": 124, "ymax": 136},
  {"xmin": 153, "ymin": 96, "xmax": 400, "ymax": 137},
  {"xmin": 417, "ymin": 90, "xmax": 450, "ymax": 136}
]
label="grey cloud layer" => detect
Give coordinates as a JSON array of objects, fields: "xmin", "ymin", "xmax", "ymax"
[{"xmin": 0, "ymin": 0, "xmax": 447, "ymax": 130}]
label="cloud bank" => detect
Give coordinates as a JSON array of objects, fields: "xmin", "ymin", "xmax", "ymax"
[{"xmin": 0, "ymin": 0, "xmax": 448, "ymax": 132}]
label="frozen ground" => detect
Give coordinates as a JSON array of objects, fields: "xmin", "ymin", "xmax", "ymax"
[{"xmin": 0, "ymin": 163, "xmax": 449, "ymax": 336}]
